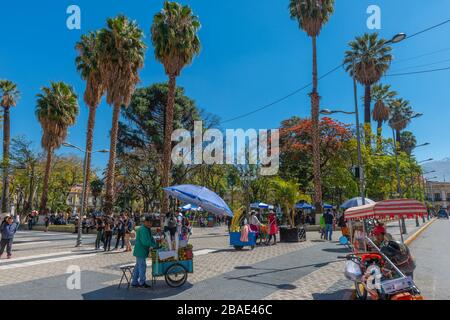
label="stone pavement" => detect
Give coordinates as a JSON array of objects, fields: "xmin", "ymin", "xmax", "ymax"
[{"xmin": 0, "ymin": 226, "xmax": 355, "ymax": 300}]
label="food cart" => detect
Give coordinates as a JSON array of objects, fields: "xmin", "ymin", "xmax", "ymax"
[
  {"xmin": 341, "ymin": 199, "xmax": 426, "ymax": 300},
  {"xmin": 150, "ymin": 246, "xmax": 194, "ymax": 288}
]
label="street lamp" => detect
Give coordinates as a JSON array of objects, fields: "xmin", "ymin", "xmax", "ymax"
[
  {"xmin": 386, "ymin": 33, "xmax": 407, "ymax": 44},
  {"xmin": 419, "ymin": 158, "xmax": 433, "ymax": 164},
  {"xmin": 63, "ymin": 142, "xmax": 109, "ymax": 247}
]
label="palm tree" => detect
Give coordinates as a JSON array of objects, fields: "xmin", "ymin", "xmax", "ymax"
[
  {"xmin": 0, "ymin": 80, "xmax": 20, "ymax": 213},
  {"xmin": 97, "ymin": 15, "xmax": 146, "ymax": 215},
  {"xmin": 400, "ymin": 131, "xmax": 417, "ymax": 155},
  {"xmin": 75, "ymin": 31, "xmax": 105, "ymax": 210},
  {"xmin": 289, "ymin": 0, "xmax": 334, "ymax": 215},
  {"xmin": 344, "ymin": 33, "xmax": 392, "ymax": 147},
  {"xmin": 151, "ymin": 1, "xmax": 201, "ymax": 214},
  {"xmin": 36, "ymin": 82, "xmax": 79, "ymax": 213},
  {"xmin": 388, "ymin": 98, "xmax": 414, "ymax": 144},
  {"xmin": 371, "ymin": 84, "xmax": 397, "ymax": 151}
]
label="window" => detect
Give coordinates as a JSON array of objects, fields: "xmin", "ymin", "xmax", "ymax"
[
  {"xmin": 434, "ymin": 193, "xmax": 442, "ymax": 201},
  {"xmin": 447, "ymin": 193, "xmax": 450, "ymax": 201}
]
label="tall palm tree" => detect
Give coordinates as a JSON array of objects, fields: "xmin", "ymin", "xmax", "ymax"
[
  {"xmin": 400, "ymin": 131, "xmax": 417, "ymax": 155},
  {"xmin": 371, "ymin": 84, "xmax": 397, "ymax": 151},
  {"xmin": 36, "ymin": 82, "xmax": 79, "ymax": 213},
  {"xmin": 388, "ymin": 98, "xmax": 414, "ymax": 144},
  {"xmin": 75, "ymin": 31, "xmax": 105, "ymax": 210},
  {"xmin": 97, "ymin": 15, "xmax": 146, "ymax": 215},
  {"xmin": 344, "ymin": 33, "xmax": 392, "ymax": 147},
  {"xmin": 0, "ymin": 80, "xmax": 20, "ymax": 213},
  {"xmin": 151, "ymin": 1, "xmax": 201, "ymax": 214},
  {"xmin": 289, "ymin": 0, "xmax": 334, "ymax": 215}
]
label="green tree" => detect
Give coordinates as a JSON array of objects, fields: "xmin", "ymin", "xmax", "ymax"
[
  {"xmin": 344, "ymin": 33, "xmax": 392, "ymax": 147},
  {"xmin": 97, "ymin": 15, "xmax": 146, "ymax": 215},
  {"xmin": 371, "ymin": 84, "xmax": 397, "ymax": 151},
  {"xmin": 289, "ymin": 0, "xmax": 335, "ymax": 215},
  {"xmin": 36, "ymin": 82, "xmax": 79, "ymax": 213},
  {"xmin": 75, "ymin": 31, "xmax": 105, "ymax": 210},
  {"xmin": 0, "ymin": 80, "xmax": 20, "ymax": 213},
  {"xmin": 90, "ymin": 178, "xmax": 104, "ymax": 210},
  {"xmin": 388, "ymin": 98, "xmax": 414, "ymax": 144},
  {"xmin": 151, "ymin": 1, "xmax": 201, "ymax": 214}
]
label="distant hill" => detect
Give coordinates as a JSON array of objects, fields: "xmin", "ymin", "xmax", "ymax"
[{"xmin": 422, "ymin": 158, "xmax": 450, "ymax": 182}]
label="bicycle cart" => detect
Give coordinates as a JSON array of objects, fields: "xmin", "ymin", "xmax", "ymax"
[
  {"xmin": 229, "ymin": 231, "xmax": 256, "ymax": 250},
  {"xmin": 151, "ymin": 249, "xmax": 193, "ymax": 288}
]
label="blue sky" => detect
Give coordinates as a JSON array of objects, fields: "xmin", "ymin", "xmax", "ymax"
[{"xmin": 1, "ymin": 0, "xmax": 450, "ymax": 175}]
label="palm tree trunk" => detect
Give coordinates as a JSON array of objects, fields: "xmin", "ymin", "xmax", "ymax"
[
  {"xmin": 311, "ymin": 36, "xmax": 322, "ymax": 216},
  {"xmin": 364, "ymin": 85, "xmax": 372, "ymax": 147},
  {"xmin": 396, "ymin": 129, "xmax": 401, "ymax": 144},
  {"xmin": 1, "ymin": 106, "xmax": 10, "ymax": 213},
  {"xmin": 39, "ymin": 148, "xmax": 53, "ymax": 213},
  {"xmin": 104, "ymin": 103, "xmax": 121, "ymax": 215},
  {"xmin": 376, "ymin": 120, "xmax": 383, "ymax": 151},
  {"xmin": 161, "ymin": 75, "xmax": 177, "ymax": 214},
  {"xmin": 82, "ymin": 106, "xmax": 97, "ymax": 212},
  {"xmin": 24, "ymin": 164, "xmax": 35, "ymax": 214}
]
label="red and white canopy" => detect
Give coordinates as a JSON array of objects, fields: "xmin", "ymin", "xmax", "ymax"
[{"xmin": 345, "ymin": 199, "xmax": 427, "ymax": 221}]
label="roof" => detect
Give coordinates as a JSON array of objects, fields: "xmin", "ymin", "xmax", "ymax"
[{"xmin": 345, "ymin": 199, "xmax": 427, "ymax": 221}]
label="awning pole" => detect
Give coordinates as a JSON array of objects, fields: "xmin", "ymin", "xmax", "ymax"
[{"xmin": 398, "ymin": 218, "xmax": 404, "ymax": 243}]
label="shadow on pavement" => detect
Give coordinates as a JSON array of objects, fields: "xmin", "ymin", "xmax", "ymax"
[
  {"xmin": 312, "ymin": 289, "xmax": 353, "ymax": 300},
  {"xmin": 321, "ymin": 247, "xmax": 351, "ymax": 254},
  {"xmin": 82, "ymin": 280, "xmax": 193, "ymax": 300}
]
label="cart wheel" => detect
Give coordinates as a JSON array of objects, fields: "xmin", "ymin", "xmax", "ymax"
[
  {"xmin": 165, "ymin": 264, "xmax": 188, "ymax": 288},
  {"xmin": 354, "ymin": 281, "xmax": 368, "ymax": 300},
  {"xmin": 234, "ymin": 245, "xmax": 244, "ymax": 251}
]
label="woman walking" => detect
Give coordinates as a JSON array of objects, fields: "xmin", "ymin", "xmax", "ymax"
[
  {"xmin": 266, "ymin": 210, "xmax": 278, "ymax": 246},
  {"xmin": 95, "ymin": 216, "xmax": 104, "ymax": 250},
  {"xmin": 103, "ymin": 217, "xmax": 113, "ymax": 252},
  {"xmin": 124, "ymin": 214, "xmax": 134, "ymax": 252}
]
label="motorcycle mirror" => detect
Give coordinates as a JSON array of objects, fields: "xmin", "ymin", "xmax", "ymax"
[{"xmin": 339, "ymin": 236, "xmax": 349, "ymax": 245}]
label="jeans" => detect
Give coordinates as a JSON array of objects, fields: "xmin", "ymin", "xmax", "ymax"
[
  {"xmin": 0, "ymin": 239, "xmax": 13, "ymax": 256},
  {"xmin": 131, "ymin": 257, "xmax": 147, "ymax": 286},
  {"xmin": 115, "ymin": 233, "xmax": 125, "ymax": 249},
  {"xmin": 95, "ymin": 230, "xmax": 104, "ymax": 249},
  {"xmin": 325, "ymin": 224, "xmax": 333, "ymax": 241},
  {"xmin": 103, "ymin": 231, "xmax": 113, "ymax": 251}
]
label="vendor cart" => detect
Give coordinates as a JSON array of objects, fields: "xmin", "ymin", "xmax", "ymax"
[
  {"xmin": 229, "ymin": 231, "xmax": 256, "ymax": 250},
  {"xmin": 341, "ymin": 199, "xmax": 426, "ymax": 300},
  {"xmin": 151, "ymin": 249, "xmax": 193, "ymax": 288}
]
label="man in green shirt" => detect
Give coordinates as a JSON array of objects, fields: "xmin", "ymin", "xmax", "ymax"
[{"xmin": 131, "ymin": 216, "xmax": 158, "ymax": 288}]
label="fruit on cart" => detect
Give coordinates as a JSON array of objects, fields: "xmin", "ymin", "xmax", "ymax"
[{"xmin": 230, "ymin": 206, "xmax": 245, "ymax": 232}]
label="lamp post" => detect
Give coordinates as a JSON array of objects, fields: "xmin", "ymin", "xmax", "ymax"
[{"xmin": 62, "ymin": 142, "xmax": 109, "ymax": 247}]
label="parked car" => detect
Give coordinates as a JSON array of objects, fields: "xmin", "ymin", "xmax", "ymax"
[{"xmin": 437, "ymin": 208, "xmax": 449, "ymax": 219}]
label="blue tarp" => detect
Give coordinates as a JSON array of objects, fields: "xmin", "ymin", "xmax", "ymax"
[{"xmin": 164, "ymin": 185, "xmax": 233, "ymax": 217}]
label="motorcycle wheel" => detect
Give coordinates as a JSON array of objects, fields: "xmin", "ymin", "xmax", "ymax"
[{"xmin": 355, "ymin": 281, "xmax": 368, "ymax": 300}]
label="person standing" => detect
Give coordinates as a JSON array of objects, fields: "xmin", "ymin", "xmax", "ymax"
[
  {"xmin": 27, "ymin": 213, "xmax": 33, "ymax": 230},
  {"xmin": 323, "ymin": 210, "xmax": 334, "ymax": 241},
  {"xmin": 103, "ymin": 217, "xmax": 113, "ymax": 252},
  {"xmin": 0, "ymin": 215, "xmax": 19, "ymax": 259},
  {"xmin": 114, "ymin": 215, "xmax": 126, "ymax": 250},
  {"xmin": 44, "ymin": 215, "xmax": 50, "ymax": 232},
  {"xmin": 131, "ymin": 216, "xmax": 157, "ymax": 288},
  {"xmin": 124, "ymin": 214, "xmax": 134, "ymax": 252},
  {"xmin": 249, "ymin": 211, "xmax": 262, "ymax": 243},
  {"xmin": 266, "ymin": 210, "xmax": 278, "ymax": 246},
  {"xmin": 94, "ymin": 217, "xmax": 104, "ymax": 250},
  {"xmin": 319, "ymin": 214, "xmax": 326, "ymax": 240}
]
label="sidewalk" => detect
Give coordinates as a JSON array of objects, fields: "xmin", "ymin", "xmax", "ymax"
[{"xmin": 384, "ymin": 217, "xmax": 431, "ymax": 243}]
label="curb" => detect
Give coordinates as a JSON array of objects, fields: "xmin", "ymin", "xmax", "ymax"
[{"xmin": 404, "ymin": 218, "xmax": 437, "ymax": 246}]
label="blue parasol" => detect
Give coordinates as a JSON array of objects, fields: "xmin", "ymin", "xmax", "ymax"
[
  {"xmin": 250, "ymin": 202, "xmax": 270, "ymax": 209},
  {"xmin": 340, "ymin": 197, "xmax": 375, "ymax": 209},
  {"xmin": 164, "ymin": 185, "xmax": 233, "ymax": 217}
]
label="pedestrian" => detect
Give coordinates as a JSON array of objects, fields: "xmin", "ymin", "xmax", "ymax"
[
  {"xmin": 95, "ymin": 216, "xmax": 104, "ymax": 250},
  {"xmin": 27, "ymin": 213, "xmax": 33, "ymax": 230},
  {"xmin": 131, "ymin": 216, "xmax": 158, "ymax": 288},
  {"xmin": 319, "ymin": 214, "xmax": 326, "ymax": 240},
  {"xmin": 114, "ymin": 215, "xmax": 126, "ymax": 250},
  {"xmin": 103, "ymin": 217, "xmax": 113, "ymax": 252},
  {"xmin": 249, "ymin": 211, "xmax": 262, "ymax": 244},
  {"xmin": 323, "ymin": 209, "xmax": 334, "ymax": 241},
  {"xmin": 0, "ymin": 215, "xmax": 20, "ymax": 259},
  {"xmin": 266, "ymin": 210, "xmax": 278, "ymax": 246},
  {"xmin": 124, "ymin": 214, "xmax": 134, "ymax": 252},
  {"xmin": 44, "ymin": 215, "xmax": 50, "ymax": 232}
]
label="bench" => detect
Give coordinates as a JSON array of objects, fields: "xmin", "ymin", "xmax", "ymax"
[{"xmin": 118, "ymin": 261, "xmax": 152, "ymax": 289}]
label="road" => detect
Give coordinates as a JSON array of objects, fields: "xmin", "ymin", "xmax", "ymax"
[
  {"xmin": 409, "ymin": 219, "xmax": 450, "ymax": 300},
  {"xmin": 0, "ymin": 226, "xmax": 354, "ymax": 300}
]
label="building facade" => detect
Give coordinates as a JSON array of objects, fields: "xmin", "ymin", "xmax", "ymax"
[
  {"xmin": 66, "ymin": 185, "xmax": 102, "ymax": 215},
  {"xmin": 425, "ymin": 181, "xmax": 450, "ymax": 209}
]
